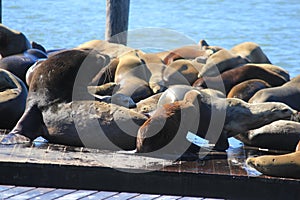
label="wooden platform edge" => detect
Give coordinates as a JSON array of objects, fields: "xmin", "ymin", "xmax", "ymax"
[{"xmin": 0, "ymin": 161, "xmax": 299, "ymax": 200}]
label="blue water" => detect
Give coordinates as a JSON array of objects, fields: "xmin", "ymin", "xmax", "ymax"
[{"xmin": 2, "ymin": 0, "xmax": 300, "ymax": 77}]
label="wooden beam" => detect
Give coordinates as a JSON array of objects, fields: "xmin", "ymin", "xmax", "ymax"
[
  {"xmin": 105, "ymin": 0, "xmax": 130, "ymax": 45},
  {"xmin": 0, "ymin": 0, "xmax": 2, "ymax": 23}
]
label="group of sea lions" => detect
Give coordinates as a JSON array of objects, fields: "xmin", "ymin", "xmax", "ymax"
[{"xmin": 0, "ymin": 24, "xmax": 299, "ymax": 179}]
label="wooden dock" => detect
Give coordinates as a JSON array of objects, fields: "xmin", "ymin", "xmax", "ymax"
[{"xmin": 0, "ymin": 132, "xmax": 299, "ymax": 200}]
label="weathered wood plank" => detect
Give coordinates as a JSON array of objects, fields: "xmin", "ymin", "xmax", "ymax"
[
  {"xmin": 55, "ymin": 189, "xmax": 98, "ymax": 200},
  {"xmin": 155, "ymin": 195, "xmax": 183, "ymax": 200},
  {"xmin": 30, "ymin": 188, "xmax": 76, "ymax": 200},
  {"xmin": 6, "ymin": 187, "xmax": 54, "ymax": 200},
  {"xmin": 0, "ymin": 185, "xmax": 14, "ymax": 192},
  {"xmin": 105, "ymin": 0, "xmax": 130, "ymax": 45},
  {"xmin": 106, "ymin": 192, "xmax": 140, "ymax": 199},
  {"xmin": 80, "ymin": 191, "xmax": 118, "ymax": 200},
  {"xmin": 130, "ymin": 193, "xmax": 161, "ymax": 200},
  {"xmin": 0, "ymin": 186, "xmax": 34, "ymax": 199}
]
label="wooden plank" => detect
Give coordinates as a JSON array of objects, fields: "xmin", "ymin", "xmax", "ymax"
[
  {"xmin": 179, "ymin": 197, "xmax": 203, "ymax": 200},
  {"xmin": 0, "ymin": 185, "xmax": 14, "ymax": 192},
  {"xmin": 80, "ymin": 191, "xmax": 118, "ymax": 200},
  {"xmin": 105, "ymin": 0, "xmax": 130, "ymax": 45},
  {"xmin": 6, "ymin": 187, "xmax": 54, "ymax": 200},
  {"xmin": 30, "ymin": 188, "xmax": 75, "ymax": 200},
  {"xmin": 130, "ymin": 194, "xmax": 161, "ymax": 200},
  {"xmin": 55, "ymin": 189, "xmax": 98, "ymax": 200},
  {"xmin": 0, "ymin": 186, "xmax": 34, "ymax": 199},
  {"xmin": 155, "ymin": 195, "xmax": 183, "ymax": 200},
  {"xmin": 105, "ymin": 192, "xmax": 139, "ymax": 199}
]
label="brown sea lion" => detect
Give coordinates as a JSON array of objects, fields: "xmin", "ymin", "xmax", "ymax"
[
  {"xmin": 1, "ymin": 49, "xmax": 147, "ymax": 150},
  {"xmin": 198, "ymin": 49, "xmax": 248, "ymax": 77},
  {"xmin": 198, "ymin": 39, "xmax": 224, "ymax": 52},
  {"xmin": 134, "ymin": 93, "xmax": 162, "ymax": 116},
  {"xmin": 163, "ymin": 45, "xmax": 213, "ymax": 65},
  {"xmin": 227, "ymin": 79, "xmax": 271, "ymax": 102},
  {"xmin": 193, "ymin": 64, "xmax": 287, "ymax": 95},
  {"xmin": 0, "ymin": 69, "xmax": 27, "ymax": 129},
  {"xmin": 136, "ymin": 89, "xmax": 297, "ymax": 154},
  {"xmin": 230, "ymin": 41, "xmax": 271, "ymax": 64},
  {"xmin": 0, "ymin": 24, "xmax": 31, "ymax": 57},
  {"xmin": 249, "ymin": 75, "xmax": 300, "ymax": 111},
  {"xmin": 244, "ymin": 63, "xmax": 290, "ymax": 82},
  {"xmin": 236, "ymin": 120, "xmax": 300, "ymax": 151},
  {"xmin": 25, "ymin": 59, "xmax": 47, "ymax": 87}
]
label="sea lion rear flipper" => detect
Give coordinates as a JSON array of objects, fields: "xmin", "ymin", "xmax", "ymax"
[{"xmin": 1, "ymin": 104, "xmax": 47, "ymax": 145}]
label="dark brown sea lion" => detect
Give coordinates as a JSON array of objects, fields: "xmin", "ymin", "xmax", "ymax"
[
  {"xmin": 249, "ymin": 75, "xmax": 300, "ymax": 111},
  {"xmin": 227, "ymin": 79, "xmax": 271, "ymax": 102},
  {"xmin": 236, "ymin": 120, "xmax": 300, "ymax": 151},
  {"xmin": 25, "ymin": 59, "xmax": 46, "ymax": 87},
  {"xmin": 0, "ymin": 24, "xmax": 31, "ymax": 57},
  {"xmin": 0, "ymin": 49, "xmax": 47, "ymax": 84},
  {"xmin": 230, "ymin": 41, "xmax": 271, "ymax": 64},
  {"xmin": 0, "ymin": 69, "xmax": 27, "ymax": 129},
  {"xmin": 198, "ymin": 39, "xmax": 224, "ymax": 52},
  {"xmin": 193, "ymin": 64, "xmax": 287, "ymax": 95},
  {"xmin": 136, "ymin": 89, "xmax": 296, "ymax": 154},
  {"xmin": 198, "ymin": 49, "xmax": 248, "ymax": 77},
  {"xmin": 1, "ymin": 49, "xmax": 147, "ymax": 150}
]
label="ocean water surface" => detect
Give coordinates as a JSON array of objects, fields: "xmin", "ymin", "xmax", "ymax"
[{"xmin": 2, "ymin": 0, "xmax": 300, "ymax": 77}]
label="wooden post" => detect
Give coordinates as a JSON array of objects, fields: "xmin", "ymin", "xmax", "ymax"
[
  {"xmin": 0, "ymin": 0, "xmax": 2, "ymax": 23},
  {"xmin": 105, "ymin": 0, "xmax": 130, "ymax": 45}
]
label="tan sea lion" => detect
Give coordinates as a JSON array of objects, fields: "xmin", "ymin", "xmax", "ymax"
[
  {"xmin": 0, "ymin": 69, "xmax": 28, "ymax": 129},
  {"xmin": 246, "ymin": 151, "xmax": 300, "ymax": 179},
  {"xmin": 1, "ymin": 49, "xmax": 147, "ymax": 150},
  {"xmin": 227, "ymin": 79, "xmax": 271, "ymax": 102},
  {"xmin": 230, "ymin": 41, "xmax": 271, "ymax": 64},
  {"xmin": 163, "ymin": 59, "xmax": 202, "ymax": 87},
  {"xmin": 0, "ymin": 24, "xmax": 31, "ymax": 57},
  {"xmin": 198, "ymin": 49, "xmax": 248, "ymax": 77},
  {"xmin": 76, "ymin": 39, "xmax": 133, "ymax": 58},
  {"xmin": 249, "ymin": 75, "xmax": 300, "ymax": 111},
  {"xmin": 236, "ymin": 120, "xmax": 300, "ymax": 151},
  {"xmin": 163, "ymin": 45, "xmax": 213, "ymax": 65}
]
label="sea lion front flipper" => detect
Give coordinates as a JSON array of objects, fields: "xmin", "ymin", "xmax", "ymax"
[
  {"xmin": 1, "ymin": 132, "xmax": 31, "ymax": 144},
  {"xmin": 1, "ymin": 104, "xmax": 47, "ymax": 145}
]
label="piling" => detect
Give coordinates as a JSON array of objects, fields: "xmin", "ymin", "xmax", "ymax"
[{"xmin": 105, "ymin": 0, "xmax": 130, "ymax": 45}]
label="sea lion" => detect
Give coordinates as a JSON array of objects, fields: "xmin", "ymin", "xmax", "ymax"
[
  {"xmin": 163, "ymin": 59, "xmax": 202, "ymax": 87},
  {"xmin": 136, "ymin": 89, "xmax": 297, "ymax": 154},
  {"xmin": 230, "ymin": 41, "xmax": 271, "ymax": 64},
  {"xmin": 0, "ymin": 49, "xmax": 47, "ymax": 84},
  {"xmin": 31, "ymin": 41, "xmax": 47, "ymax": 53},
  {"xmin": 1, "ymin": 49, "xmax": 147, "ymax": 150},
  {"xmin": 197, "ymin": 49, "xmax": 248, "ymax": 77},
  {"xmin": 134, "ymin": 93, "xmax": 162, "ymax": 116},
  {"xmin": 111, "ymin": 50, "xmax": 153, "ymax": 106},
  {"xmin": 198, "ymin": 39, "xmax": 224, "ymax": 52},
  {"xmin": 227, "ymin": 79, "xmax": 271, "ymax": 102},
  {"xmin": 0, "ymin": 24, "xmax": 31, "ymax": 57},
  {"xmin": 76, "ymin": 39, "xmax": 133, "ymax": 58},
  {"xmin": 163, "ymin": 45, "xmax": 213, "ymax": 65},
  {"xmin": 296, "ymin": 140, "xmax": 300, "ymax": 151},
  {"xmin": 193, "ymin": 64, "xmax": 287, "ymax": 95},
  {"xmin": 0, "ymin": 69, "xmax": 27, "ymax": 129},
  {"xmin": 25, "ymin": 59, "xmax": 47, "ymax": 87},
  {"xmin": 249, "ymin": 75, "xmax": 300, "ymax": 111},
  {"xmin": 244, "ymin": 63, "xmax": 290, "ymax": 82},
  {"xmin": 246, "ymin": 151, "xmax": 300, "ymax": 179},
  {"xmin": 236, "ymin": 120, "xmax": 300, "ymax": 151}
]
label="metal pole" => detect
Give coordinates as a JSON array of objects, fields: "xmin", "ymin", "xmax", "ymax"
[{"xmin": 105, "ymin": 0, "xmax": 130, "ymax": 45}]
